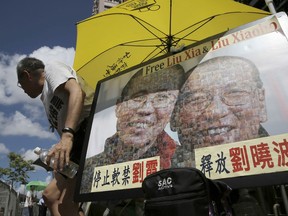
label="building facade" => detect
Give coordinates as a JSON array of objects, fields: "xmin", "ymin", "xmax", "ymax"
[
  {"xmin": 92, "ymin": 0, "xmax": 127, "ymax": 15},
  {"xmin": 0, "ymin": 180, "xmax": 19, "ymax": 216}
]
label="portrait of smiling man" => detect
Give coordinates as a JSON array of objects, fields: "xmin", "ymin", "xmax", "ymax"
[
  {"xmin": 79, "ymin": 64, "xmax": 185, "ymax": 216},
  {"xmin": 80, "ymin": 64, "xmax": 185, "ymax": 195},
  {"xmin": 171, "ymin": 56, "xmax": 268, "ymax": 167},
  {"xmin": 113, "ymin": 64, "xmax": 185, "ymax": 164}
]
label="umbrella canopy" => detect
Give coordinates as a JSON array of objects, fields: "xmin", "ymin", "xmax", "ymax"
[
  {"xmin": 74, "ymin": 0, "xmax": 270, "ymax": 88},
  {"xmin": 26, "ymin": 180, "xmax": 47, "ymax": 191}
]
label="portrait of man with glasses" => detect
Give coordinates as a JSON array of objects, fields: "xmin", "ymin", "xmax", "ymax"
[
  {"xmin": 170, "ymin": 56, "xmax": 268, "ymax": 167},
  {"xmin": 81, "ymin": 64, "xmax": 185, "ymax": 194}
]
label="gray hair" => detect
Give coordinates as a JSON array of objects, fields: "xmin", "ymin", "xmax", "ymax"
[{"xmin": 16, "ymin": 57, "xmax": 45, "ymax": 79}]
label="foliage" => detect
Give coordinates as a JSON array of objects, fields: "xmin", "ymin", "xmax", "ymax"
[{"xmin": 0, "ymin": 152, "xmax": 35, "ymax": 188}]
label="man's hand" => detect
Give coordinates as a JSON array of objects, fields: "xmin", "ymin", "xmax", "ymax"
[{"xmin": 47, "ymin": 133, "xmax": 74, "ymax": 171}]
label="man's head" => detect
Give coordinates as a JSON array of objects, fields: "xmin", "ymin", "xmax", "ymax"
[
  {"xmin": 30, "ymin": 185, "xmax": 35, "ymax": 191},
  {"xmin": 16, "ymin": 57, "xmax": 45, "ymax": 98},
  {"xmin": 116, "ymin": 64, "xmax": 185, "ymax": 151},
  {"xmin": 171, "ymin": 56, "xmax": 267, "ymax": 147}
]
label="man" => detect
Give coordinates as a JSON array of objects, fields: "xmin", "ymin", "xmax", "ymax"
[
  {"xmin": 81, "ymin": 64, "xmax": 185, "ymax": 194},
  {"xmin": 17, "ymin": 57, "xmax": 94, "ymax": 216},
  {"xmin": 171, "ymin": 56, "xmax": 268, "ymax": 167},
  {"xmin": 171, "ymin": 56, "xmax": 270, "ymax": 214},
  {"xmin": 82, "ymin": 64, "xmax": 185, "ymax": 216},
  {"xmin": 24, "ymin": 185, "xmax": 36, "ymax": 216},
  {"xmin": 104, "ymin": 65, "xmax": 186, "ymax": 166}
]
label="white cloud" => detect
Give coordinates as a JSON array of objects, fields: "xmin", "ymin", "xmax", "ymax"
[
  {"xmin": 30, "ymin": 46, "xmax": 75, "ymax": 66},
  {"xmin": 22, "ymin": 148, "xmax": 38, "ymax": 161},
  {"xmin": 0, "ymin": 143, "xmax": 10, "ymax": 154},
  {"xmin": 0, "ymin": 53, "xmax": 28, "ymax": 105},
  {"xmin": 17, "ymin": 184, "xmax": 26, "ymax": 195},
  {"xmin": 0, "ymin": 111, "xmax": 56, "ymax": 139},
  {"xmin": 22, "ymin": 103, "xmax": 47, "ymax": 122}
]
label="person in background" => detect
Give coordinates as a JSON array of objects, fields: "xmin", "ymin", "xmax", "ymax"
[
  {"xmin": 38, "ymin": 196, "xmax": 48, "ymax": 216},
  {"xmin": 16, "ymin": 57, "xmax": 94, "ymax": 216},
  {"xmin": 24, "ymin": 185, "xmax": 36, "ymax": 216}
]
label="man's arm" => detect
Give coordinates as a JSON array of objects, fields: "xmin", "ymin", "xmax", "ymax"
[{"xmin": 47, "ymin": 78, "xmax": 85, "ymax": 171}]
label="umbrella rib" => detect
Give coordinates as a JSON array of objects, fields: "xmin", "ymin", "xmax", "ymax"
[
  {"xmin": 123, "ymin": 44, "xmax": 163, "ymax": 47},
  {"xmin": 79, "ymin": 12, "xmax": 168, "ymax": 40},
  {"xmin": 142, "ymin": 46, "xmax": 168, "ymax": 63},
  {"xmin": 175, "ymin": 16, "xmax": 215, "ymax": 42},
  {"xmin": 119, "ymin": 37, "xmax": 167, "ymax": 47},
  {"xmin": 77, "ymin": 41, "xmax": 166, "ymax": 72},
  {"xmin": 131, "ymin": 15, "xmax": 168, "ymax": 44},
  {"xmin": 103, "ymin": 13, "xmax": 170, "ymax": 50},
  {"xmin": 77, "ymin": 45, "xmax": 132, "ymax": 71}
]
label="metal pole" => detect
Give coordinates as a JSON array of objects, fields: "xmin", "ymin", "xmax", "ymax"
[
  {"xmin": 280, "ymin": 185, "xmax": 288, "ymax": 215},
  {"xmin": 273, "ymin": 203, "xmax": 280, "ymax": 216},
  {"xmin": 265, "ymin": 0, "xmax": 277, "ymax": 14}
]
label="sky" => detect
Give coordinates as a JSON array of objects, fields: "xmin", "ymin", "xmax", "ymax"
[{"xmin": 0, "ymin": 0, "xmax": 93, "ymax": 194}]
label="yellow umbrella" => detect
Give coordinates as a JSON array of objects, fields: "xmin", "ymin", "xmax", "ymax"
[{"xmin": 73, "ymin": 0, "xmax": 270, "ymax": 88}]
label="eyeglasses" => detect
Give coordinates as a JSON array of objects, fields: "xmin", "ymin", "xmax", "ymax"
[
  {"xmin": 179, "ymin": 87, "xmax": 257, "ymax": 111},
  {"xmin": 123, "ymin": 91, "xmax": 178, "ymax": 109}
]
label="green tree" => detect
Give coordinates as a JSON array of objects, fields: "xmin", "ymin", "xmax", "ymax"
[{"xmin": 0, "ymin": 152, "xmax": 35, "ymax": 188}]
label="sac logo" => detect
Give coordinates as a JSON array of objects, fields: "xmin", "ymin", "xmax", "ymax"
[{"xmin": 158, "ymin": 177, "xmax": 173, "ymax": 190}]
